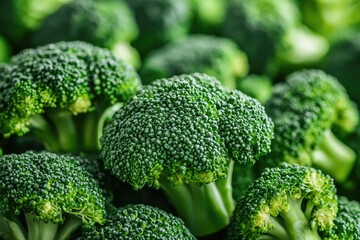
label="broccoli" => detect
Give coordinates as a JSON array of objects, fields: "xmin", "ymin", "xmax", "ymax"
[
  {"xmin": 101, "ymin": 73, "xmax": 274, "ymax": 236},
  {"xmin": 140, "ymin": 34, "xmax": 248, "ymax": 89},
  {"xmin": 222, "ymin": 0, "xmax": 329, "ymax": 75},
  {"xmin": 297, "ymin": 0, "xmax": 360, "ymax": 38},
  {"xmin": 236, "ymin": 75, "xmax": 272, "ymax": 104},
  {"xmin": 125, "ymin": 0, "xmax": 193, "ymax": 56},
  {"xmin": 0, "ymin": 151, "xmax": 106, "ymax": 240},
  {"xmin": 228, "ymin": 163, "xmax": 338, "ymax": 240},
  {"xmin": 322, "ymin": 30, "xmax": 360, "ymax": 105},
  {"xmin": 0, "ymin": 36, "xmax": 10, "ymax": 63},
  {"xmin": 232, "ymin": 163, "xmax": 255, "ymax": 202},
  {"xmin": 265, "ymin": 69, "xmax": 359, "ymax": 183},
  {"xmin": 190, "ymin": 0, "xmax": 228, "ymax": 34},
  {"xmin": 0, "ymin": 41, "xmax": 141, "ymax": 153},
  {"xmin": 32, "ymin": 0, "xmax": 140, "ymax": 67},
  {"xmin": 80, "ymin": 204, "xmax": 196, "ymax": 239},
  {"xmin": 0, "ymin": 0, "xmax": 70, "ymax": 51}
]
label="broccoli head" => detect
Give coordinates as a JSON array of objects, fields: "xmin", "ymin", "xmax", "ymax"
[
  {"xmin": 0, "ymin": 151, "xmax": 106, "ymax": 240},
  {"xmin": 80, "ymin": 204, "xmax": 196, "ymax": 239},
  {"xmin": 32, "ymin": 0, "xmax": 140, "ymax": 67},
  {"xmin": 101, "ymin": 73, "xmax": 274, "ymax": 236},
  {"xmin": 265, "ymin": 69, "xmax": 359, "ymax": 183},
  {"xmin": 228, "ymin": 163, "xmax": 338, "ymax": 240},
  {"xmin": 125, "ymin": 0, "xmax": 193, "ymax": 56},
  {"xmin": 140, "ymin": 34, "xmax": 248, "ymax": 89},
  {"xmin": 0, "ymin": 41, "xmax": 141, "ymax": 153}
]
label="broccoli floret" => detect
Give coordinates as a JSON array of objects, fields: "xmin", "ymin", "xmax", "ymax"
[
  {"xmin": 0, "ymin": 41, "xmax": 141, "ymax": 153},
  {"xmin": 321, "ymin": 196, "xmax": 360, "ymax": 239},
  {"xmin": 80, "ymin": 204, "xmax": 195, "ymax": 239},
  {"xmin": 265, "ymin": 69, "xmax": 358, "ymax": 183},
  {"xmin": 140, "ymin": 34, "xmax": 248, "ymax": 89},
  {"xmin": 0, "ymin": 151, "xmax": 106, "ymax": 240},
  {"xmin": 101, "ymin": 73, "xmax": 274, "ymax": 236},
  {"xmin": 322, "ymin": 30, "xmax": 360, "ymax": 105},
  {"xmin": 0, "ymin": 0, "xmax": 70, "ymax": 50},
  {"xmin": 32, "ymin": 0, "xmax": 140, "ymax": 67},
  {"xmin": 228, "ymin": 163, "xmax": 338, "ymax": 240},
  {"xmin": 190, "ymin": 0, "xmax": 228, "ymax": 34},
  {"xmin": 222, "ymin": 0, "xmax": 329, "ymax": 75},
  {"xmin": 125, "ymin": 0, "xmax": 193, "ymax": 56},
  {"xmin": 236, "ymin": 75, "xmax": 272, "ymax": 104}
]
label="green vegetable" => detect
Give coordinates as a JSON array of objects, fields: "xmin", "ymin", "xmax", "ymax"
[
  {"xmin": 141, "ymin": 34, "xmax": 248, "ymax": 89},
  {"xmin": 228, "ymin": 163, "xmax": 338, "ymax": 240},
  {"xmin": 0, "ymin": 152, "xmax": 106, "ymax": 240},
  {"xmin": 236, "ymin": 75, "xmax": 272, "ymax": 104},
  {"xmin": 265, "ymin": 69, "xmax": 358, "ymax": 183},
  {"xmin": 80, "ymin": 204, "xmax": 196, "ymax": 239},
  {"xmin": 0, "ymin": 41, "xmax": 141, "ymax": 153},
  {"xmin": 0, "ymin": 36, "xmax": 10, "ymax": 63},
  {"xmin": 101, "ymin": 73, "xmax": 274, "ymax": 236}
]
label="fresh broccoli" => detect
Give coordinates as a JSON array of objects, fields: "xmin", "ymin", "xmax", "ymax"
[
  {"xmin": 32, "ymin": 0, "xmax": 140, "ymax": 67},
  {"xmin": 222, "ymin": 0, "xmax": 329, "ymax": 75},
  {"xmin": 0, "ymin": 41, "xmax": 141, "ymax": 153},
  {"xmin": 297, "ymin": 0, "xmax": 360, "ymax": 38},
  {"xmin": 236, "ymin": 75, "xmax": 272, "ymax": 104},
  {"xmin": 80, "ymin": 204, "xmax": 196, "ymax": 239},
  {"xmin": 321, "ymin": 196, "xmax": 360, "ymax": 239},
  {"xmin": 264, "ymin": 69, "xmax": 359, "ymax": 183},
  {"xmin": 0, "ymin": 36, "xmax": 10, "ymax": 63},
  {"xmin": 190, "ymin": 0, "xmax": 228, "ymax": 34},
  {"xmin": 101, "ymin": 73, "xmax": 274, "ymax": 236},
  {"xmin": 125, "ymin": 0, "xmax": 193, "ymax": 56},
  {"xmin": 228, "ymin": 163, "xmax": 338, "ymax": 240},
  {"xmin": 0, "ymin": 151, "xmax": 106, "ymax": 240},
  {"xmin": 140, "ymin": 34, "xmax": 248, "ymax": 89},
  {"xmin": 322, "ymin": 30, "xmax": 360, "ymax": 105},
  {"xmin": 0, "ymin": 0, "xmax": 70, "ymax": 51},
  {"xmin": 232, "ymin": 164, "xmax": 255, "ymax": 202}
]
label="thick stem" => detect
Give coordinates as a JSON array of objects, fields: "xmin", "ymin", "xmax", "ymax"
[
  {"xmin": 29, "ymin": 114, "xmax": 60, "ymax": 152},
  {"xmin": 280, "ymin": 197, "xmax": 321, "ymax": 240},
  {"xmin": 266, "ymin": 217, "xmax": 290, "ymax": 240},
  {"xmin": 215, "ymin": 160, "xmax": 235, "ymax": 214},
  {"xmin": 56, "ymin": 216, "xmax": 82, "ymax": 240},
  {"xmin": 25, "ymin": 214, "xmax": 58, "ymax": 240},
  {"xmin": 312, "ymin": 129, "xmax": 356, "ymax": 183},
  {"xmin": 0, "ymin": 215, "xmax": 26, "ymax": 240}
]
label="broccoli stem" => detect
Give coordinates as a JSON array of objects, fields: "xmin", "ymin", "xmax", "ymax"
[
  {"xmin": 280, "ymin": 197, "xmax": 321, "ymax": 240},
  {"xmin": 25, "ymin": 214, "xmax": 59, "ymax": 240},
  {"xmin": 160, "ymin": 162, "xmax": 234, "ymax": 236},
  {"xmin": 0, "ymin": 215, "xmax": 26, "ymax": 240},
  {"xmin": 266, "ymin": 217, "xmax": 289, "ymax": 240},
  {"xmin": 56, "ymin": 216, "xmax": 82, "ymax": 240},
  {"xmin": 312, "ymin": 129, "xmax": 356, "ymax": 183}
]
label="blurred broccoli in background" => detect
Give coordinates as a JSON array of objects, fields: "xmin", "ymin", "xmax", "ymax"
[
  {"xmin": 236, "ymin": 75, "xmax": 272, "ymax": 104},
  {"xmin": 264, "ymin": 69, "xmax": 358, "ymax": 183},
  {"xmin": 0, "ymin": 36, "xmax": 10, "ymax": 63},
  {"xmin": 222, "ymin": 0, "xmax": 329, "ymax": 76},
  {"xmin": 140, "ymin": 34, "xmax": 248, "ymax": 89},
  {"xmin": 125, "ymin": 0, "xmax": 193, "ymax": 56},
  {"xmin": 32, "ymin": 0, "xmax": 140, "ymax": 67}
]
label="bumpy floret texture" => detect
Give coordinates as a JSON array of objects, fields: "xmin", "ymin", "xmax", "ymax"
[
  {"xmin": 101, "ymin": 73, "xmax": 273, "ymax": 189},
  {"xmin": 266, "ymin": 69, "xmax": 358, "ymax": 166},
  {"xmin": 140, "ymin": 34, "xmax": 247, "ymax": 87},
  {"xmin": 228, "ymin": 163, "xmax": 338, "ymax": 240},
  {"xmin": 80, "ymin": 204, "xmax": 196, "ymax": 239},
  {"xmin": 0, "ymin": 152, "xmax": 106, "ymax": 226},
  {"xmin": 0, "ymin": 41, "xmax": 141, "ymax": 137}
]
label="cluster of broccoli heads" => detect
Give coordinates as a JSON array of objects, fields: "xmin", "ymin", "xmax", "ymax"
[{"xmin": 1, "ymin": 0, "xmax": 360, "ymax": 239}]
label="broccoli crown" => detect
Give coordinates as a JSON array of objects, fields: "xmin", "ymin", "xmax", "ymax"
[
  {"xmin": 266, "ymin": 69, "xmax": 358, "ymax": 166},
  {"xmin": 323, "ymin": 31, "xmax": 360, "ymax": 104},
  {"xmin": 125, "ymin": 0, "xmax": 192, "ymax": 55},
  {"xmin": 140, "ymin": 34, "xmax": 248, "ymax": 88},
  {"xmin": 101, "ymin": 73, "xmax": 273, "ymax": 189},
  {"xmin": 222, "ymin": 0, "xmax": 298, "ymax": 74},
  {"xmin": 80, "ymin": 204, "xmax": 196, "ymax": 239},
  {"xmin": 0, "ymin": 151, "xmax": 105, "ymax": 226},
  {"xmin": 228, "ymin": 163, "xmax": 338, "ymax": 240},
  {"xmin": 32, "ymin": 0, "xmax": 138, "ymax": 49},
  {"xmin": 321, "ymin": 196, "xmax": 360, "ymax": 239},
  {"xmin": 0, "ymin": 41, "xmax": 141, "ymax": 137}
]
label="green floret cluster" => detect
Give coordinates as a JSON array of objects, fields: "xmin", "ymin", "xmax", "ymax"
[
  {"xmin": 228, "ymin": 163, "xmax": 338, "ymax": 240},
  {"xmin": 265, "ymin": 69, "xmax": 358, "ymax": 182},
  {"xmin": 80, "ymin": 204, "xmax": 196, "ymax": 239},
  {"xmin": 0, "ymin": 152, "xmax": 106, "ymax": 240},
  {"xmin": 0, "ymin": 41, "xmax": 141, "ymax": 152},
  {"xmin": 140, "ymin": 34, "xmax": 248, "ymax": 89}
]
